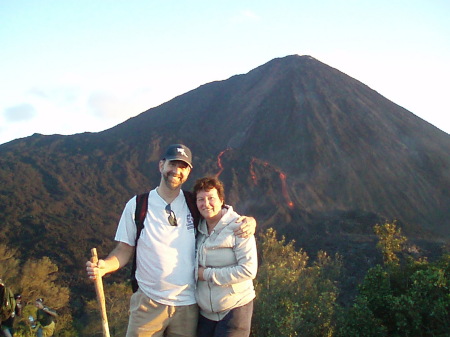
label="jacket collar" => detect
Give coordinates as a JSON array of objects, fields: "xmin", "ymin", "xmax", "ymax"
[{"xmin": 198, "ymin": 205, "xmax": 239, "ymax": 235}]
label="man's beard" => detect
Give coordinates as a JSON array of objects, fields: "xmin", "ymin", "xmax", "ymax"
[{"xmin": 162, "ymin": 172, "xmax": 184, "ymax": 190}]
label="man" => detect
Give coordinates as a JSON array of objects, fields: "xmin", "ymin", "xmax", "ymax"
[
  {"xmin": 86, "ymin": 144, "xmax": 256, "ymax": 337},
  {"xmin": 1, "ymin": 294, "xmax": 22, "ymax": 337},
  {"xmin": 34, "ymin": 298, "xmax": 58, "ymax": 337}
]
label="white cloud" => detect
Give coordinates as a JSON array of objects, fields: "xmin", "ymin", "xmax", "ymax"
[
  {"xmin": 27, "ymin": 87, "xmax": 50, "ymax": 99},
  {"xmin": 4, "ymin": 103, "xmax": 37, "ymax": 122},
  {"xmin": 88, "ymin": 91, "xmax": 129, "ymax": 119},
  {"xmin": 230, "ymin": 10, "xmax": 261, "ymax": 24}
]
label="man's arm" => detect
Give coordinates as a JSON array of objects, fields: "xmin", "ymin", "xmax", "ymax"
[
  {"xmin": 234, "ymin": 216, "xmax": 257, "ymax": 238},
  {"xmin": 86, "ymin": 242, "xmax": 135, "ymax": 279},
  {"xmin": 35, "ymin": 301, "xmax": 58, "ymax": 317},
  {"xmin": 16, "ymin": 302, "xmax": 23, "ymax": 317},
  {"xmin": 42, "ymin": 307, "xmax": 58, "ymax": 318}
]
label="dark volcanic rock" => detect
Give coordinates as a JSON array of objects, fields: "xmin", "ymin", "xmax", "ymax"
[{"xmin": 1, "ymin": 55, "xmax": 449, "ymax": 291}]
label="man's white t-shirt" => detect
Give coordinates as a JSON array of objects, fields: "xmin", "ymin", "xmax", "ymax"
[{"xmin": 115, "ymin": 188, "xmax": 197, "ymax": 306}]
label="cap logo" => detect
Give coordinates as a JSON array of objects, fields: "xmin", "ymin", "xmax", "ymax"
[{"xmin": 177, "ymin": 148, "xmax": 188, "ymax": 158}]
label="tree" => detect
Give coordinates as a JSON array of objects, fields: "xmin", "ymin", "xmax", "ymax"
[
  {"xmin": 0, "ymin": 243, "xmax": 20, "ymax": 285},
  {"xmin": 337, "ymin": 222, "xmax": 450, "ymax": 337},
  {"xmin": 252, "ymin": 228, "xmax": 342, "ymax": 337},
  {"xmin": 0, "ymin": 246, "xmax": 73, "ymax": 336},
  {"xmin": 18, "ymin": 256, "xmax": 70, "ymax": 308},
  {"xmin": 374, "ymin": 221, "xmax": 406, "ymax": 265},
  {"xmin": 83, "ymin": 282, "xmax": 132, "ymax": 336}
]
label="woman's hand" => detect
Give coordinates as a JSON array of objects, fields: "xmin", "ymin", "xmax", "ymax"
[{"xmin": 198, "ymin": 266, "xmax": 206, "ymax": 281}]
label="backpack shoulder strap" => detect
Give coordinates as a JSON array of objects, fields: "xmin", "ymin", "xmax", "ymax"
[
  {"xmin": 135, "ymin": 192, "xmax": 149, "ymax": 241},
  {"xmin": 131, "ymin": 192, "xmax": 149, "ymax": 292},
  {"xmin": 183, "ymin": 190, "xmax": 200, "ymax": 230}
]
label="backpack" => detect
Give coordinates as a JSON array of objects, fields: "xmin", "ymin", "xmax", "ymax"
[
  {"xmin": 0, "ymin": 285, "xmax": 16, "ymax": 322},
  {"xmin": 130, "ymin": 190, "xmax": 200, "ymax": 292}
]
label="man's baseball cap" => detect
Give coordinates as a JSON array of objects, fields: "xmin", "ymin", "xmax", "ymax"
[{"xmin": 162, "ymin": 144, "xmax": 193, "ymax": 168}]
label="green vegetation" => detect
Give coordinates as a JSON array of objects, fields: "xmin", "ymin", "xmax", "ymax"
[
  {"xmin": 337, "ymin": 223, "xmax": 450, "ymax": 337},
  {"xmin": 252, "ymin": 228, "xmax": 341, "ymax": 337},
  {"xmin": 1, "ymin": 222, "xmax": 448, "ymax": 336},
  {"xmin": 0, "ymin": 245, "xmax": 72, "ymax": 336},
  {"xmin": 83, "ymin": 282, "xmax": 132, "ymax": 336}
]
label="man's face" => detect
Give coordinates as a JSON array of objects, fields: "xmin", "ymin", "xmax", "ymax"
[{"xmin": 160, "ymin": 159, "xmax": 191, "ymax": 190}]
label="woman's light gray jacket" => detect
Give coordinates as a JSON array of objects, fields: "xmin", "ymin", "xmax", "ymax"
[{"xmin": 195, "ymin": 206, "xmax": 258, "ymax": 321}]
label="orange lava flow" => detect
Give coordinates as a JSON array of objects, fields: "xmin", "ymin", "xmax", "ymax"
[
  {"xmin": 216, "ymin": 148, "xmax": 231, "ymax": 178},
  {"xmin": 250, "ymin": 157, "xmax": 294, "ymax": 209}
]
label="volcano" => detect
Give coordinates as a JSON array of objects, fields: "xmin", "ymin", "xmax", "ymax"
[{"xmin": 1, "ymin": 55, "xmax": 449, "ymax": 288}]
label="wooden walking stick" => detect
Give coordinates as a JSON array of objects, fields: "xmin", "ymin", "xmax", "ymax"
[{"xmin": 90, "ymin": 248, "xmax": 111, "ymax": 337}]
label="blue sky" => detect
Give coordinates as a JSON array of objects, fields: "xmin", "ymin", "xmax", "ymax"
[{"xmin": 1, "ymin": 0, "xmax": 449, "ymax": 145}]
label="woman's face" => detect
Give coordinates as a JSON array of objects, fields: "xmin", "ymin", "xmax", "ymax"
[{"xmin": 196, "ymin": 188, "xmax": 223, "ymax": 220}]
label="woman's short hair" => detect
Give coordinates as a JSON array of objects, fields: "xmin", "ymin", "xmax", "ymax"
[{"xmin": 193, "ymin": 176, "xmax": 225, "ymax": 203}]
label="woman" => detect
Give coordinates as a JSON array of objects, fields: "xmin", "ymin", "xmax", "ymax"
[{"xmin": 193, "ymin": 177, "xmax": 258, "ymax": 337}]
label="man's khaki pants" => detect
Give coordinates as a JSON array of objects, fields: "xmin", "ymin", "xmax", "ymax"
[{"xmin": 126, "ymin": 289, "xmax": 198, "ymax": 337}]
